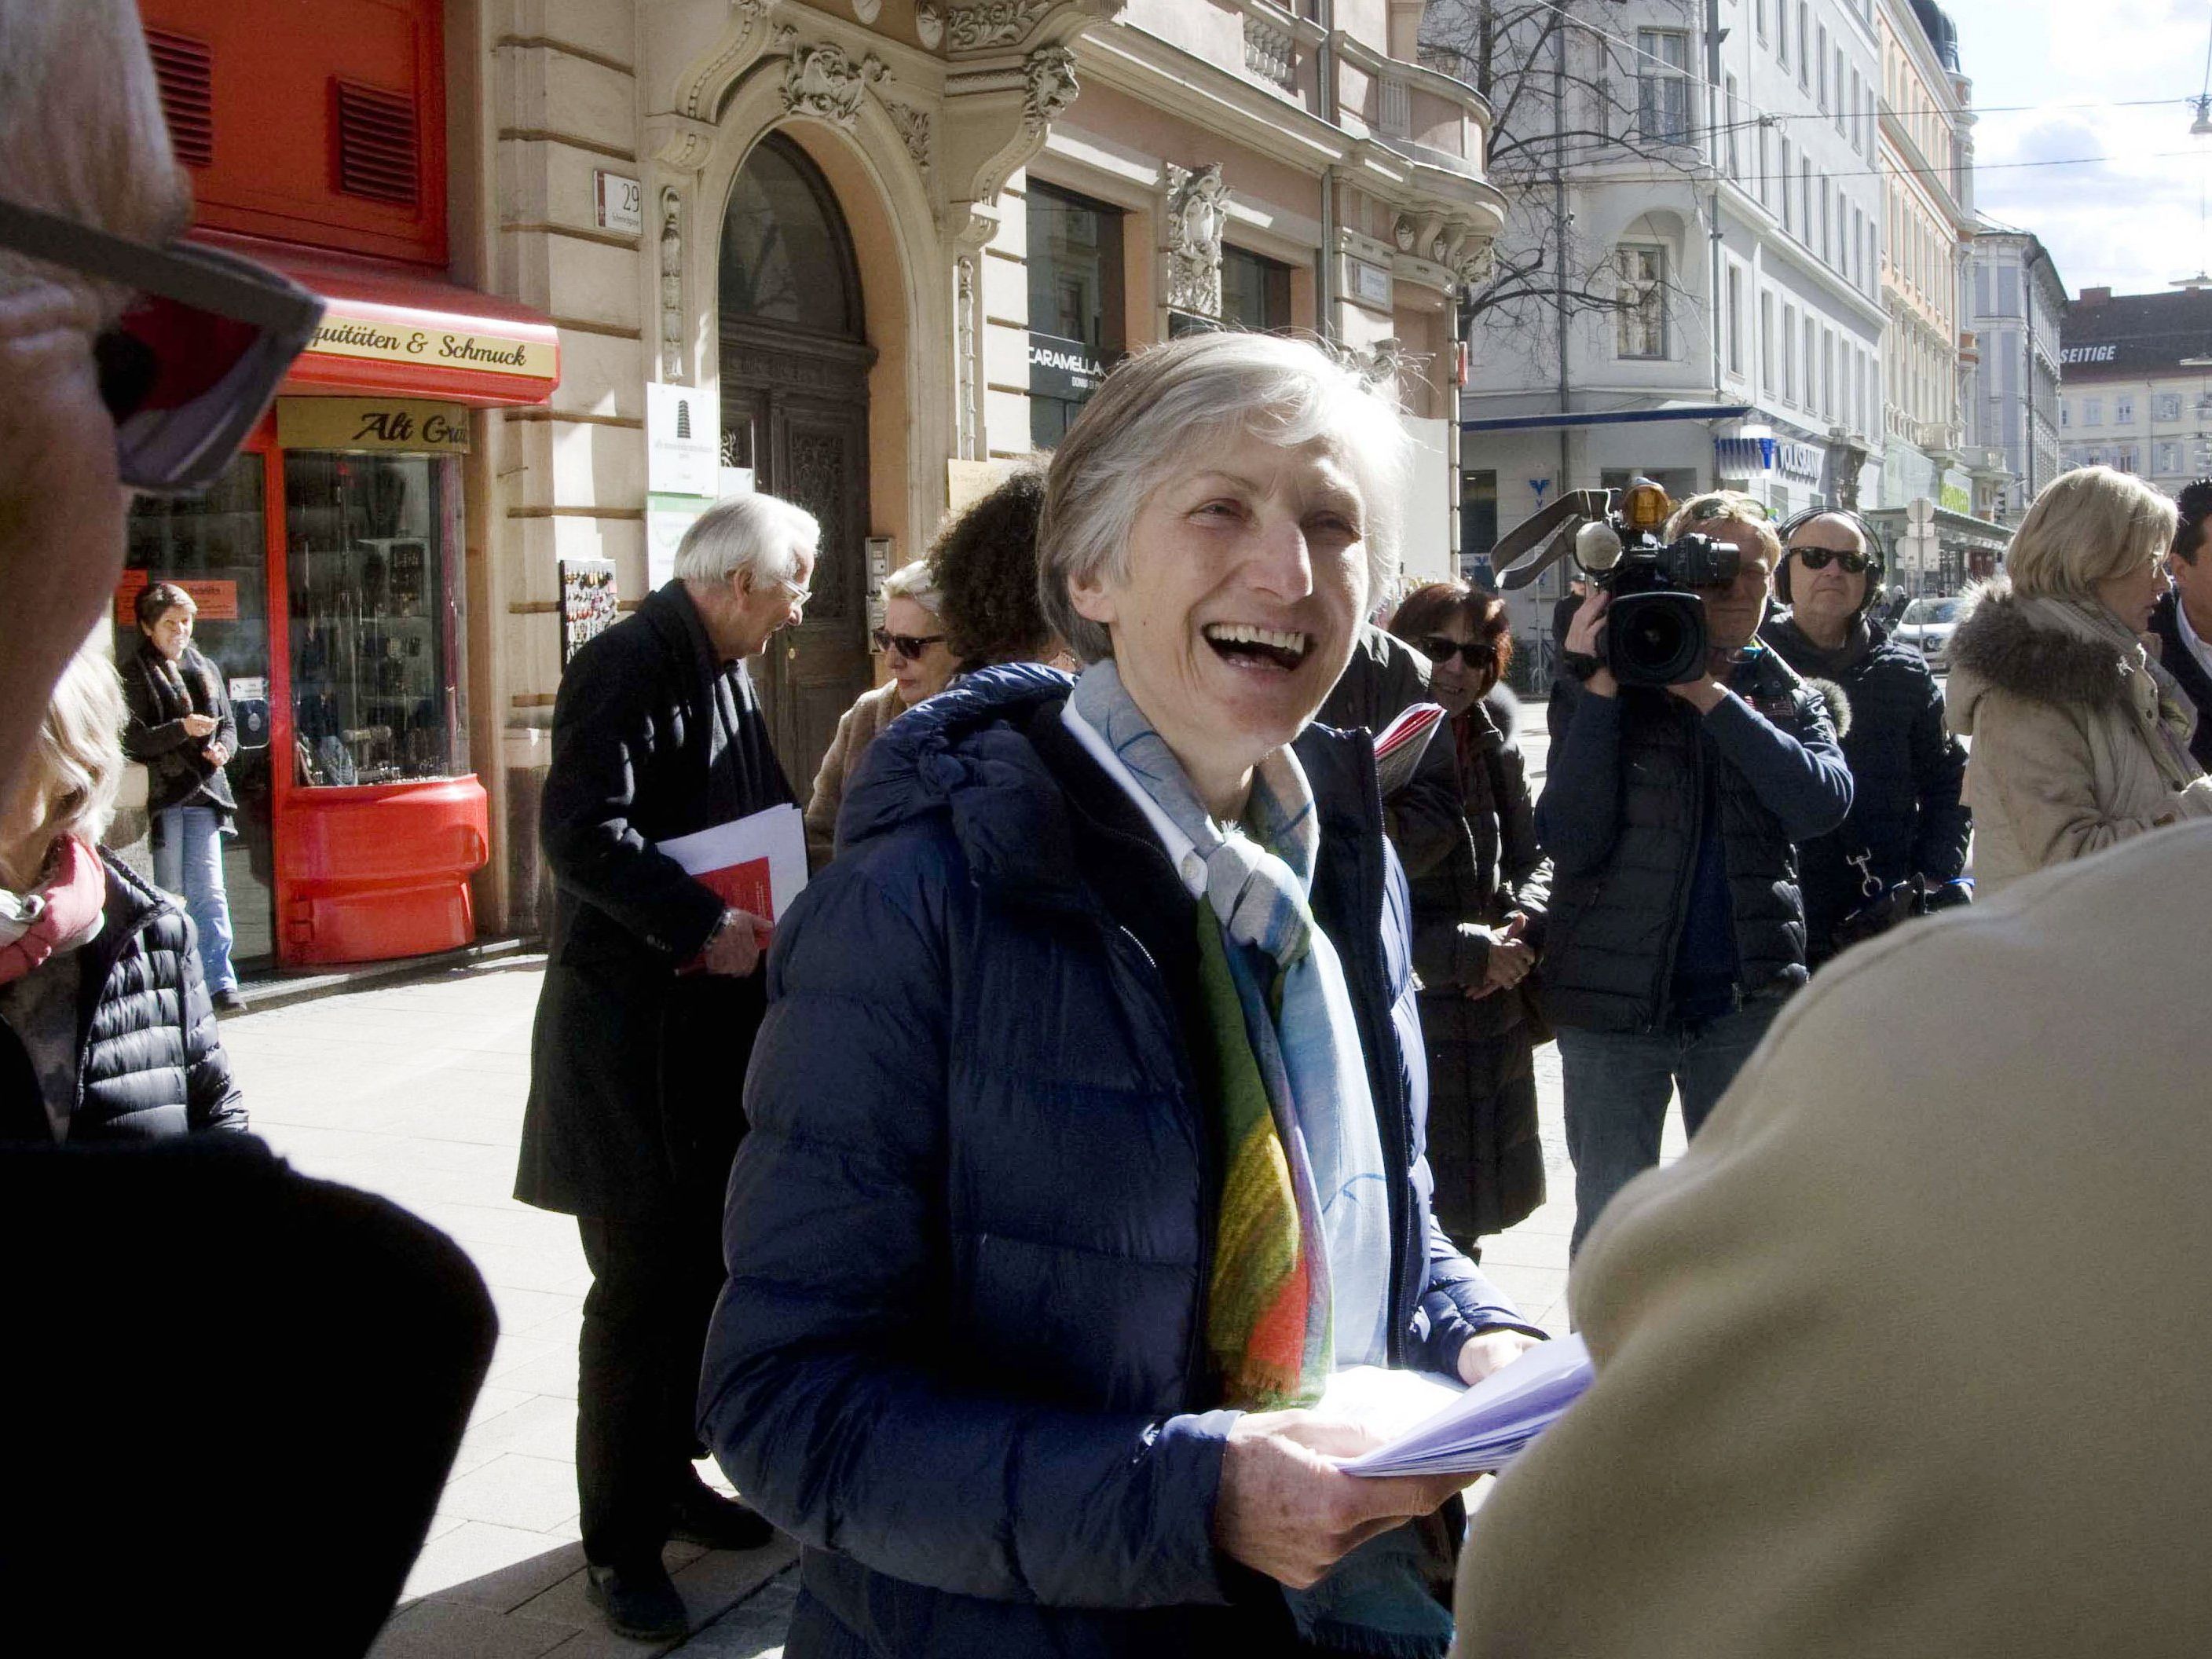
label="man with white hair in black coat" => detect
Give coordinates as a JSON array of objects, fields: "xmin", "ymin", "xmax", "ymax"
[{"xmin": 516, "ymin": 490, "xmax": 816, "ymax": 1639}]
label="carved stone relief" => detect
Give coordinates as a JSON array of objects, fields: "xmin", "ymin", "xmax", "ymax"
[
  {"xmin": 884, "ymin": 99, "xmax": 932, "ymax": 174},
  {"xmin": 659, "ymin": 187, "xmax": 685, "ymax": 380},
  {"xmin": 781, "ymin": 36, "xmax": 892, "ymax": 129},
  {"xmin": 915, "ymin": 4, "xmax": 945, "ymax": 49},
  {"xmin": 851, "ymin": 0, "xmax": 882, "ymax": 22},
  {"xmin": 954, "ymin": 253, "xmax": 979, "ymax": 460},
  {"xmin": 1160, "ymin": 162, "xmax": 1229, "ymax": 317},
  {"xmin": 948, "ymin": 1, "xmax": 1054, "ymax": 50},
  {"xmin": 1022, "ymin": 44, "xmax": 1079, "ymax": 129}
]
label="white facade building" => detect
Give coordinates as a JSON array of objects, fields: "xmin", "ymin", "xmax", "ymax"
[
  {"xmin": 1965, "ymin": 225, "xmax": 2064, "ymax": 525},
  {"xmin": 1431, "ymin": 0, "xmax": 1886, "ymax": 661}
]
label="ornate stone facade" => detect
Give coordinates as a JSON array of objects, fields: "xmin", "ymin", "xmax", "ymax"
[
  {"xmin": 947, "ymin": 2, "xmax": 1055, "ymax": 51},
  {"xmin": 1021, "ymin": 45, "xmax": 1079, "ymax": 130},
  {"xmin": 1160, "ymin": 162, "xmax": 1229, "ymax": 317},
  {"xmin": 780, "ymin": 36, "xmax": 890, "ymax": 130}
]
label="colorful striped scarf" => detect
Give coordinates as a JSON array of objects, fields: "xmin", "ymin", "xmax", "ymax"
[{"xmin": 1069, "ymin": 660, "xmax": 1393, "ymax": 1410}]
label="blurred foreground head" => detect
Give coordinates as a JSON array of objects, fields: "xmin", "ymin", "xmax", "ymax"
[{"xmin": 0, "ymin": 0, "xmax": 189, "ymax": 791}]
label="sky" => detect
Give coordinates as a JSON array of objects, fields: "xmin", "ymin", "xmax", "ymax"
[{"xmin": 1950, "ymin": 0, "xmax": 2212, "ymax": 296}]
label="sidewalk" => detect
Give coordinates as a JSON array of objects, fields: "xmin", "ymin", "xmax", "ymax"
[
  {"xmin": 227, "ymin": 958, "xmax": 795, "ymax": 1657},
  {"xmin": 225, "ymin": 903, "xmax": 1613, "ymax": 1654}
]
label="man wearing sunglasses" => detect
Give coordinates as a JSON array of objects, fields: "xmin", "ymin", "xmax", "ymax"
[{"xmin": 1763, "ymin": 512, "xmax": 1969, "ymax": 967}]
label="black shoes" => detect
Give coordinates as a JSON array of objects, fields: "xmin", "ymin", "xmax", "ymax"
[
  {"xmin": 584, "ymin": 1560, "xmax": 688, "ymax": 1642},
  {"xmin": 668, "ymin": 1481, "xmax": 775, "ymax": 1552},
  {"xmin": 212, "ymin": 987, "xmax": 249, "ymax": 1014}
]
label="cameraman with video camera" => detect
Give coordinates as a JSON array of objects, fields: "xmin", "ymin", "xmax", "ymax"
[{"xmin": 1536, "ymin": 489, "xmax": 1852, "ymax": 1254}]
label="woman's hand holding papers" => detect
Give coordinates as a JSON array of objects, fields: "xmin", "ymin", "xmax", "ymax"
[{"xmin": 1212, "ymin": 1411, "xmax": 1470, "ymax": 1588}]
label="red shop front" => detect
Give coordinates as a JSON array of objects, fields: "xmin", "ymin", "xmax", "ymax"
[{"xmin": 121, "ymin": 244, "xmax": 559, "ymax": 968}]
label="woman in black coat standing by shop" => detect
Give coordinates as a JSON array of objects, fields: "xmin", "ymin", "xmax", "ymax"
[
  {"xmin": 1388, "ymin": 581, "xmax": 1551, "ymax": 1251},
  {"xmin": 121, "ymin": 581, "xmax": 245, "ymax": 1011},
  {"xmin": 1761, "ymin": 511, "xmax": 1971, "ymax": 965}
]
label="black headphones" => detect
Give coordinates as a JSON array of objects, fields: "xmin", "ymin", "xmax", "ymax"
[{"xmin": 1773, "ymin": 507, "xmax": 1887, "ymax": 613}]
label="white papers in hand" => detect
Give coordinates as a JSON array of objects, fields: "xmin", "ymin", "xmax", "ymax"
[
  {"xmin": 656, "ymin": 803, "xmax": 808, "ymax": 923},
  {"xmin": 1338, "ymin": 1335, "xmax": 1591, "ymax": 1478},
  {"xmin": 1314, "ymin": 1365, "xmax": 1466, "ymax": 1448}
]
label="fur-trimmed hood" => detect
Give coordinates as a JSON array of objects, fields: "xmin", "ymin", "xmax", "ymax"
[{"xmin": 1946, "ymin": 577, "xmax": 2143, "ymax": 733}]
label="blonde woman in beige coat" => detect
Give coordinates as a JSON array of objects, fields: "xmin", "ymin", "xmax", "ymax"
[
  {"xmin": 804, "ymin": 561, "xmax": 957, "ymax": 868},
  {"xmin": 1943, "ymin": 466, "xmax": 2212, "ymax": 892}
]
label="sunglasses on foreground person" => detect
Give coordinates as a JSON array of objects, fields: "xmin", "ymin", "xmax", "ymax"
[{"xmin": 0, "ymin": 195, "xmax": 323, "ymax": 493}]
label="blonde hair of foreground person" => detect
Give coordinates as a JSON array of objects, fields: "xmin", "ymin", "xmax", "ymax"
[
  {"xmin": 1451, "ymin": 819, "xmax": 2212, "ymax": 1659},
  {"xmin": 2003, "ymin": 464, "xmax": 2177, "ymax": 600},
  {"xmin": 3, "ymin": 639, "xmax": 126, "ymax": 890}
]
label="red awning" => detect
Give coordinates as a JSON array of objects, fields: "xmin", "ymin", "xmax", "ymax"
[{"xmin": 191, "ymin": 230, "xmax": 561, "ymax": 408}]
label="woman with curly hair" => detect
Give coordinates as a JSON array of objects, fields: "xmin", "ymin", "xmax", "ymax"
[{"xmin": 927, "ymin": 460, "xmax": 1060, "ymax": 672}]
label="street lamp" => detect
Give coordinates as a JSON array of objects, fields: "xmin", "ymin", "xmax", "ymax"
[{"xmin": 2195, "ymin": 96, "xmax": 2212, "ymax": 137}]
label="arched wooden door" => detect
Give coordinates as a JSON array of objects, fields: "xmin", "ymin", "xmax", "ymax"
[{"xmin": 719, "ymin": 133, "xmax": 875, "ymax": 795}]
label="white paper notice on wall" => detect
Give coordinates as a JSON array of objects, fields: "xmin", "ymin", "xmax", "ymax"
[
  {"xmin": 647, "ymin": 494, "xmax": 713, "ymax": 589},
  {"xmin": 647, "ymin": 382, "xmax": 720, "ymax": 498}
]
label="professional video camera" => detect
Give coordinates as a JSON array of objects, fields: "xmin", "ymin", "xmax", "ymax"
[{"xmin": 1493, "ymin": 478, "xmax": 1738, "ymax": 687}]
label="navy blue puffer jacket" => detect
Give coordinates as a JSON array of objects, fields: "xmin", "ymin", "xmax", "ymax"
[{"xmin": 699, "ymin": 666, "xmax": 1534, "ymax": 1658}]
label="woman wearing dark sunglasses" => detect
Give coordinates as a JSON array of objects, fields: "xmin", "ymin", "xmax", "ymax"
[
  {"xmin": 1386, "ymin": 580, "xmax": 1551, "ymax": 1251},
  {"xmin": 1761, "ymin": 511, "xmax": 1970, "ymax": 965},
  {"xmin": 803, "ymin": 560, "xmax": 956, "ymax": 869}
]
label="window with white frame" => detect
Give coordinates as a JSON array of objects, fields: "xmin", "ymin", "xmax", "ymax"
[
  {"xmin": 1821, "ymin": 178, "xmax": 1832, "ymax": 263},
  {"xmin": 1615, "ymin": 247, "xmax": 1667, "ymax": 358},
  {"xmin": 1759, "ymin": 123, "xmax": 1771, "ymax": 205},
  {"xmin": 2116, "ymin": 444, "xmax": 2141, "ymax": 474},
  {"xmin": 2159, "ymin": 442, "xmax": 2182, "ymax": 473},
  {"xmin": 1822, "ymin": 330, "xmax": 1834, "ymax": 420},
  {"xmin": 2083, "ymin": 397, "xmax": 2103, "ymax": 427},
  {"xmin": 1834, "ymin": 49, "xmax": 1846, "ymax": 134},
  {"xmin": 1797, "ymin": 3, "xmax": 1810, "ymax": 87},
  {"xmin": 1781, "ymin": 137, "xmax": 1793, "ymax": 231},
  {"xmin": 2115, "ymin": 394, "xmax": 2135, "ymax": 424},
  {"xmin": 1817, "ymin": 24, "xmax": 1829, "ymax": 110},
  {"xmin": 1757, "ymin": 0, "xmax": 1769, "ymax": 44},
  {"xmin": 1760, "ymin": 291, "xmax": 1775, "ymax": 394},
  {"xmin": 1726, "ymin": 76, "xmax": 1741, "ymax": 178},
  {"xmin": 2059, "ymin": 398, "xmax": 2070, "ymax": 428},
  {"xmin": 1784, "ymin": 305, "xmax": 1798, "ymax": 401},
  {"xmin": 1805, "ymin": 326, "xmax": 1817, "ymax": 414},
  {"xmin": 1800, "ymin": 160, "xmax": 1812, "ymax": 242},
  {"xmin": 1637, "ymin": 31, "xmax": 1693, "ymax": 144},
  {"xmin": 1848, "ymin": 67, "xmax": 1862, "ymax": 149},
  {"xmin": 2156, "ymin": 393, "xmax": 2183, "ymax": 422},
  {"xmin": 1727, "ymin": 264, "xmax": 1745, "ymax": 375},
  {"xmin": 1778, "ymin": 0, "xmax": 1789, "ymax": 65}
]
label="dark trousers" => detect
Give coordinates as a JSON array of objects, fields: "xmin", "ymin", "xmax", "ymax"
[
  {"xmin": 1557, "ymin": 1000, "xmax": 1779, "ymax": 1256},
  {"xmin": 577, "ymin": 1210, "xmax": 729, "ymax": 1569}
]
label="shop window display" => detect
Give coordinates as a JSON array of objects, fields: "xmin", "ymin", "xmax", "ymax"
[{"xmin": 284, "ymin": 452, "xmax": 469, "ymax": 788}]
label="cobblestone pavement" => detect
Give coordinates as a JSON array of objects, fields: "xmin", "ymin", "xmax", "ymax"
[{"xmin": 225, "ymin": 713, "xmax": 1686, "ymax": 1655}]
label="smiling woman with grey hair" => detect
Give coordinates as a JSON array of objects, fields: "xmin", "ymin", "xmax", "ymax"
[{"xmin": 701, "ymin": 331, "xmax": 1544, "ymax": 1659}]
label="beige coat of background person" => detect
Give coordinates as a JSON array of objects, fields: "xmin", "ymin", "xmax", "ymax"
[
  {"xmin": 1452, "ymin": 819, "xmax": 2212, "ymax": 1659},
  {"xmin": 1944, "ymin": 466, "xmax": 2212, "ymax": 892}
]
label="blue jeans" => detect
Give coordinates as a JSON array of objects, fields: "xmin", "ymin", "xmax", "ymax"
[
  {"xmin": 1557, "ymin": 1000, "xmax": 1780, "ymax": 1256},
  {"xmin": 153, "ymin": 805, "xmax": 237, "ymax": 994}
]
